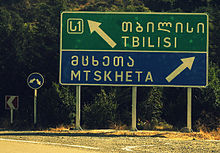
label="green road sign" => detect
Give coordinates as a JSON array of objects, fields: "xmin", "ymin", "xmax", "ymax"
[{"xmin": 60, "ymin": 12, "xmax": 208, "ymax": 52}]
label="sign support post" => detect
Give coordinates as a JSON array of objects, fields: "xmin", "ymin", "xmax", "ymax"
[
  {"xmin": 76, "ymin": 85, "xmax": 82, "ymax": 130},
  {"xmin": 131, "ymin": 86, "xmax": 137, "ymax": 131},
  {"xmin": 10, "ymin": 109, "xmax": 13, "ymax": 124},
  {"xmin": 187, "ymin": 87, "xmax": 192, "ymax": 132},
  {"xmin": 34, "ymin": 89, "xmax": 37, "ymax": 125}
]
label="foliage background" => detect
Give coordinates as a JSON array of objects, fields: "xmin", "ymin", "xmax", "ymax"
[{"xmin": 0, "ymin": 0, "xmax": 219, "ymax": 131}]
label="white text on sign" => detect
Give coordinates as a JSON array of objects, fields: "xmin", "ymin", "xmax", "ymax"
[
  {"xmin": 121, "ymin": 21, "xmax": 205, "ymax": 49},
  {"xmin": 70, "ymin": 55, "xmax": 153, "ymax": 83}
]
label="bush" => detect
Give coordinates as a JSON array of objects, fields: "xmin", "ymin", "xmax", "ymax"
[
  {"xmin": 193, "ymin": 63, "xmax": 220, "ymax": 131},
  {"xmin": 38, "ymin": 83, "xmax": 75, "ymax": 127},
  {"xmin": 82, "ymin": 88, "xmax": 118, "ymax": 129},
  {"xmin": 137, "ymin": 87, "xmax": 163, "ymax": 130}
]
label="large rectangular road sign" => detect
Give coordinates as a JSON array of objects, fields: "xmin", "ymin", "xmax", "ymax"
[{"xmin": 60, "ymin": 12, "xmax": 208, "ymax": 87}]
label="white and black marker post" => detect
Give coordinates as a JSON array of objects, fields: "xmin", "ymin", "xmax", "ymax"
[{"xmin": 27, "ymin": 72, "xmax": 44, "ymax": 125}]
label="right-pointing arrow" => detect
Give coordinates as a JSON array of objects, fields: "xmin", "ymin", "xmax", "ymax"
[{"xmin": 166, "ymin": 57, "xmax": 195, "ymax": 83}]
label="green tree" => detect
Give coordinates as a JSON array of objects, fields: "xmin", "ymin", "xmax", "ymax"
[
  {"xmin": 193, "ymin": 63, "xmax": 220, "ymax": 131},
  {"xmin": 0, "ymin": 0, "xmax": 219, "ymax": 131},
  {"xmin": 0, "ymin": 7, "xmax": 26, "ymax": 121},
  {"xmin": 138, "ymin": 87, "xmax": 163, "ymax": 129},
  {"xmin": 38, "ymin": 83, "xmax": 76, "ymax": 127},
  {"xmin": 162, "ymin": 88, "xmax": 187, "ymax": 128}
]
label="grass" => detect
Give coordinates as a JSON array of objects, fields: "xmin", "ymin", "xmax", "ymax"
[
  {"xmin": 46, "ymin": 125, "xmax": 220, "ymax": 141},
  {"xmin": 199, "ymin": 128, "xmax": 220, "ymax": 140}
]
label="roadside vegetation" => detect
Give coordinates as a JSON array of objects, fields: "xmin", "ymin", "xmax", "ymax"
[{"xmin": 0, "ymin": 0, "xmax": 219, "ymax": 132}]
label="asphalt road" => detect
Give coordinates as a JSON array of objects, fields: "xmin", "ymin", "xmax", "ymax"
[
  {"xmin": 0, "ymin": 130, "xmax": 219, "ymax": 153},
  {"xmin": 0, "ymin": 138, "xmax": 99, "ymax": 153}
]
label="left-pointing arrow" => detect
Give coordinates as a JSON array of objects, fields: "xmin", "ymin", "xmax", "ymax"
[
  {"xmin": 87, "ymin": 20, "xmax": 117, "ymax": 48},
  {"xmin": 166, "ymin": 57, "xmax": 195, "ymax": 83},
  {"xmin": 7, "ymin": 96, "xmax": 16, "ymax": 109}
]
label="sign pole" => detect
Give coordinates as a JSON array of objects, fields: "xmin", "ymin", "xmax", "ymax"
[
  {"xmin": 76, "ymin": 85, "xmax": 82, "ymax": 130},
  {"xmin": 131, "ymin": 86, "xmax": 137, "ymax": 131},
  {"xmin": 34, "ymin": 89, "xmax": 37, "ymax": 125},
  {"xmin": 187, "ymin": 87, "xmax": 192, "ymax": 132},
  {"xmin": 10, "ymin": 109, "xmax": 13, "ymax": 124}
]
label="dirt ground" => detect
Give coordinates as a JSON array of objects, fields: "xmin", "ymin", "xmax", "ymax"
[
  {"xmin": 0, "ymin": 129, "xmax": 219, "ymax": 152},
  {"xmin": 46, "ymin": 128, "xmax": 220, "ymax": 140}
]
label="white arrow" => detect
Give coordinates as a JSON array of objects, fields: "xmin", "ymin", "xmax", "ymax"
[
  {"xmin": 166, "ymin": 57, "xmax": 195, "ymax": 82},
  {"xmin": 7, "ymin": 96, "xmax": 16, "ymax": 109},
  {"xmin": 87, "ymin": 20, "xmax": 117, "ymax": 48}
]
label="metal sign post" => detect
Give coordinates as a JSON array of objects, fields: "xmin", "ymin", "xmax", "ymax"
[
  {"xmin": 10, "ymin": 109, "xmax": 13, "ymax": 124},
  {"xmin": 131, "ymin": 86, "xmax": 137, "ymax": 131},
  {"xmin": 187, "ymin": 88, "xmax": 192, "ymax": 131},
  {"xmin": 76, "ymin": 85, "xmax": 82, "ymax": 130},
  {"xmin": 34, "ymin": 89, "xmax": 37, "ymax": 125},
  {"xmin": 27, "ymin": 72, "xmax": 44, "ymax": 126}
]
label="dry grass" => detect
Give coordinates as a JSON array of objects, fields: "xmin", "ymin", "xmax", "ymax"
[
  {"xmin": 47, "ymin": 124, "xmax": 73, "ymax": 132},
  {"xmin": 46, "ymin": 127, "xmax": 220, "ymax": 141},
  {"xmin": 199, "ymin": 128, "xmax": 220, "ymax": 140},
  {"xmin": 44, "ymin": 123, "xmax": 220, "ymax": 141}
]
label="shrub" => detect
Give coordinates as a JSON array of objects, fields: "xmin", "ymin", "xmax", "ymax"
[{"xmin": 82, "ymin": 88, "xmax": 118, "ymax": 129}]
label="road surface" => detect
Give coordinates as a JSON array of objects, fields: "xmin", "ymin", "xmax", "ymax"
[
  {"xmin": 0, "ymin": 138, "xmax": 99, "ymax": 153},
  {"xmin": 0, "ymin": 130, "xmax": 219, "ymax": 152}
]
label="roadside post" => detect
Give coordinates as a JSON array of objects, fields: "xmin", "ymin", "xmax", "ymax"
[
  {"xmin": 5, "ymin": 95, "xmax": 19, "ymax": 124},
  {"xmin": 187, "ymin": 88, "xmax": 192, "ymax": 131},
  {"xmin": 131, "ymin": 87, "xmax": 137, "ymax": 131},
  {"xmin": 60, "ymin": 12, "xmax": 208, "ymax": 131},
  {"xmin": 76, "ymin": 85, "xmax": 82, "ymax": 130},
  {"xmin": 27, "ymin": 72, "xmax": 44, "ymax": 126}
]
